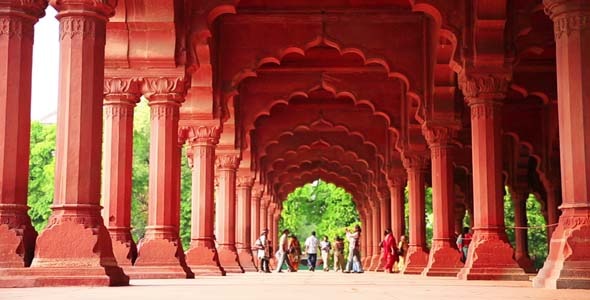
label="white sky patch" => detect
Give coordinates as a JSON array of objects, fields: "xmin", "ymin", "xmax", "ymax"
[{"xmin": 31, "ymin": 6, "xmax": 59, "ymax": 123}]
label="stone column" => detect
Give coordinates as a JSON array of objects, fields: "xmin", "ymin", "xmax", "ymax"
[
  {"xmin": 543, "ymin": 180, "xmax": 560, "ymax": 241},
  {"xmin": 457, "ymin": 73, "xmax": 527, "ymax": 280},
  {"xmin": 375, "ymin": 196, "xmax": 391, "ymax": 271},
  {"xmin": 533, "ymin": 1, "xmax": 590, "ymax": 287},
  {"xmin": 422, "ymin": 126, "xmax": 463, "ymax": 276},
  {"xmin": 214, "ymin": 153, "xmax": 244, "ymax": 273},
  {"xmin": 401, "ymin": 154, "xmax": 430, "ymax": 274},
  {"xmin": 0, "ymin": 0, "xmax": 46, "ymax": 269},
  {"xmin": 19, "ymin": 0, "xmax": 129, "ymax": 286},
  {"xmin": 236, "ymin": 175, "xmax": 256, "ymax": 272},
  {"xmin": 101, "ymin": 78, "xmax": 140, "ymax": 267},
  {"xmin": 454, "ymin": 205, "xmax": 466, "ymax": 235},
  {"xmin": 267, "ymin": 202, "xmax": 277, "ymax": 269},
  {"xmin": 260, "ymin": 196, "xmax": 269, "ymax": 233},
  {"xmin": 250, "ymin": 186, "xmax": 263, "ymax": 249},
  {"xmin": 511, "ymin": 190, "xmax": 536, "ymax": 273},
  {"xmin": 389, "ymin": 176, "xmax": 407, "ymax": 240},
  {"xmin": 363, "ymin": 211, "xmax": 373, "ymax": 269},
  {"xmin": 184, "ymin": 124, "xmax": 225, "ymax": 276},
  {"xmin": 132, "ymin": 78, "xmax": 193, "ymax": 279},
  {"xmin": 369, "ymin": 201, "xmax": 382, "ymax": 271}
]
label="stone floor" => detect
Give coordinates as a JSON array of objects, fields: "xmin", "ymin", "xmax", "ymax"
[{"xmin": 1, "ymin": 272, "xmax": 589, "ymax": 300}]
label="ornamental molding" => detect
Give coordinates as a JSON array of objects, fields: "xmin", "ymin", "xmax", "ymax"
[
  {"xmin": 421, "ymin": 124, "xmax": 457, "ymax": 147},
  {"xmin": 59, "ymin": 17, "xmax": 96, "ymax": 40},
  {"xmin": 0, "ymin": 16, "xmax": 34, "ymax": 39},
  {"xmin": 149, "ymin": 104, "xmax": 179, "ymax": 120},
  {"xmin": 470, "ymin": 101, "xmax": 502, "ymax": 120},
  {"xmin": 188, "ymin": 125, "xmax": 221, "ymax": 145},
  {"xmin": 401, "ymin": 152, "xmax": 429, "ymax": 171},
  {"xmin": 49, "ymin": 0, "xmax": 117, "ymax": 17},
  {"xmin": 553, "ymin": 14, "xmax": 590, "ymax": 39},
  {"xmin": 216, "ymin": 154, "xmax": 240, "ymax": 170},
  {"xmin": 104, "ymin": 105, "xmax": 133, "ymax": 119},
  {"xmin": 141, "ymin": 77, "xmax": 186, "ymax": 100},
  {"xmin": 237, "ymin": 175, "xmax": 255, "ymax": 188},
  {"xmin": 104, "ymin": 77, "xmax": 141, "ymax": 96},
  {"xmin": 458, "ymin": 72, "xmax": 510, "ymax": 101}
]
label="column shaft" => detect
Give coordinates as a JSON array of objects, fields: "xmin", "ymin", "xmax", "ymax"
[
  {"xmin": 0, "ymin": 1, "xmax": 45, "ymax": 268},
  {"xmin": 215, "ymin": 153, "xmax": 244, "ymax": 273},
  {"xmin": 184, "ymin": 124, "xmax": 225, "ymax": 276},
  {"xmin": 101, "ymin": 82, "xmax": 139, "ymax": 267},
  {"xmin": 236, "ymin": 175, "xmax": 256, "ymax": 271},
  {"xmin": 389, "ymin": 179, "xmax": 406, "ymax": 241}
]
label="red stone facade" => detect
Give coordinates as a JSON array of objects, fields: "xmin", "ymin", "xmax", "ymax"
[{"xmin": 0, "ymin": 0, "xmax": 588, "ymax": 290}]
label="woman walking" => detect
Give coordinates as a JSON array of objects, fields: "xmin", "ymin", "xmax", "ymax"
[
  {"xmin": 344, "ymin": 225, "xmax": 363, "ymax": 273},
  {"xmin": 320, "ymin": 235, "xmax": 332, "ymax": 271},
  {"xmin": 333, "ymin": 236, "xmax": 345, "ymax": 272},
  {"xmin": 396, "ymin": 235, "xmax": 409, "ymax": 272},
  {"xmin": 287, "ymin": 235, "xmax": 302, "ymax": 272}
]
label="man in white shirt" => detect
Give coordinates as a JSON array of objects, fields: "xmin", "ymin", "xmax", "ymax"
[
  {"xmin": 275, "ymin": 229, "xmax": 292, "ymax": 273},
  {"xmin": 304, "ymin": 231, "xmax": 319, "ymax": 271},
  {"xmin": 254, "ymin": 228, "xmax": 270, "ymax": 273}
]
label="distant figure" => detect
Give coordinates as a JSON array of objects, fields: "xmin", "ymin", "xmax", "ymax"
[
  {"xmin": 275, "ymin": 229, "xmax": 293, "ymax": 273},
  {"xmin": 379, "ymin": 229, "xmax": 398, "ymax": 273},
  {"xmin": 305, "ymin": 231, "xmax": 319, "ymax": 271},
  {"xmin": 456, "ymin": 227, "xmax": 473, "ymax": 263},
  {"xmin": 333, "ymin": 236, "xmax": 345, "ymax": 272},
  {"xmin": 344, "ymin": 225, "xmax": 363, "ymax": 273},
  {"xmin": 397, "ymin": 235, "xmax": 409, "ymax": 272},
  {"xmin": 255, "ymin": 228, "xmax": 270, "ymax": 273},
  {"xmin": 287, "ymin": 235, "xmax": 302, "ymax": 272},
  {"xmin": 320, "ymin": 235, "xmax": 332, "ymax": 271}
]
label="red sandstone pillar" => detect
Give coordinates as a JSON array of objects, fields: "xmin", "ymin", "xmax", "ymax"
[
  {"xmin": 236, "ymin": 175, "xmax": 257, "ymax": 271},
  {"xmin": 511, "ymin": 190, "xmax": 536, "ymax": 273},
  {"xmin": 132, "ymin": 78, "xmax": 193, "ymax": 279},
  {"xmin": 422, "ymin": 126, "xmax": 463, "ymax": 276},
  {"xmin": 14, "ymin": 0, "xmax": 129, "ymax": 286},
  {"xmin": 101, "ymin": 79, "xmax": 140, "ymax": 267},
  {"xmin": 260, "ymin": 197, "xmax": 269, "ymax": 233},
  {"xmin": 402, "ymin": 154, "xmax": 430, "ymax": 274},
  {"xmin": 184, "ymin": 124, "xmax": 225, "ymax": 276},
  {"xmin": 215, "ymin": 153, "xmax": 244, "ymax": 273},
  {"xmin": 389, "ymin": 177, "xmax": 407, "ymax": 240},
  {"xmin": 454, "ymin": 205, "xmax": 466, "ymax": 235},
  {"xmin": 457, "ymin": 73, "xmax": 527, "ymax": 281},
  {"xmin": 535, "ymin": 1, "xmax": 590, "ymax": 286},
  {"xmin": 363, "ymin": 211, "xmax": 373, "ymax": 269},
  {"xmin": 0, "ymin": 0, "xmax": 45, "ymax": 269},
  {"xmin": 369, "ymin": 201, "xmax": 382, "ymax": 271},
  {"xmin": 543, "ymin": 180, "xmax": 560, "ymax": 242},
  {"xmin": 250, "ymin": 187, "xmax": 263, "ymax": 249},
  {"xmin": 375, "ymin": 196, "xmax": 391, "ymax": 272}
]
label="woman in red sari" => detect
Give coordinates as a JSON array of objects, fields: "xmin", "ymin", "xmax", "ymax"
[{"xmin": 380, "ymin": 229, "xmax": 398, "ymax": 273}]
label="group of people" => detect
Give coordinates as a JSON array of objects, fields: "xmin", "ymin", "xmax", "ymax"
[{"xmin": 253, "ymin": 225, "xmax": 472, "ymax": 274}]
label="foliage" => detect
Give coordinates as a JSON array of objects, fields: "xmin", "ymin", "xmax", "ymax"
[
  {"xmin": 404, "ymin": 186, "xmax": 433, "ymax": 248},
  {"xmin": 504, "ymin": 189, "xmax": 548, "ymax": 269},
  {"xmin": 130, "ymin": 101, "xmax": 150, "ymax": 241},
  {"xmin": 27, "ymin": 122, "xmax": 56, "ymax": 231},
  {"xmin": 279, "ymin": 180, "xmax": 360, "ymax": 254}
]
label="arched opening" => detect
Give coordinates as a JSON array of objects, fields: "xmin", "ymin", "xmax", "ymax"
[{"xmin": 278, "ymin": 180, "xmax": 360, "ymax": 270}]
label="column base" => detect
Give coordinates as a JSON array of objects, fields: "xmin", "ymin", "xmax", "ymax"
[
  {"xmin": 368, "ymin": 254, "xmax": 381, "ymax": 271},
  {"xmin": 110, "ymin": 236, "xmax": 137, "ymax": 266},
  {"xmin": 0, "ymin": 223, "xmax": 37, "ymax": 267},
  {"xmin": 516, "ymin": 253, "xmax": 536, "ymax": 274},
  {"xmin": 237, "ymin": 249, "xmax": 258, "ymax": 272},
  {"xmin": 361, "ymin": 256, "xmax": 369, "ymax": 269},
  {"xmin": 457, "ymin": 231, "xmax": 528, "ymax": 281},
  {"xmin": 134, "ymin": 238, "xmax": 194, "ymax": 279},
  {"xmin": 533, "ymin": 211, "xmax": 590, "ymax": 289},
  {"xmin": 422, "ymin": 244, "xmax": 463, "ymax": 277},
  {"xmin": 218, "ymin": 245, "xmax": 244, "ymax": 273},
  {"xmin": 0, "ymin": 265, "xmax": 128, "ymax": 287},
  {"xmin": 402, "ymin": 246, "xmax": 429, "ymax": 274},
  {"xmin": 185, "ymin": 241, "xmax": 226, "ymax": 276},
  {"xmin": 3, "ymin": 220, "xmax": 130, "ymax": 287}
]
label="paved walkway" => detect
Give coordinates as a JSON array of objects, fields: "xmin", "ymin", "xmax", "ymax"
[{"xmin": 1, "ymin": 272, "xmax": 589, "ymax": 300}]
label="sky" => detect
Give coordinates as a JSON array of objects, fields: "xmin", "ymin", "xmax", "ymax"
[{"xmin": 31, "ymin": 7, "xmax": 59, "ymax": 123}]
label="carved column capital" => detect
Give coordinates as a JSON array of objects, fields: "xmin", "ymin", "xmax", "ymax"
[
  {"xmin": 237, "ymin": 175, "xmax": 255, "ymax": 188},
  {"xmin": 50, "ymin": 0, "xmax": 117, "ymax": 17},
  {"xmin": 458, "ymin": 72, "xmax": 510, "ymax": 103},
  {"xmin": 544, "ymin": 0, "xmax": 590, "ymax": 39},
  {"xmin": 141, "ymin": 77, "xmax": 186, "ymax": 103},
  {"xmin": 104, "ymin": 78, "xmax": 141, "ymax": 104},
  {"xmin": 188, "ymin": 125, "xmax": 221, "ymax": 145},
  {"xmin": 387, "ymin": 175, "xmax": 407, "ymax": 189},
  {"xmin": 401, "ymin": 152, "xmax": 429, "ymax": 171},
  {"xmin": 421, "ymin": 124, "xmax": 458, "ymax": 148},
  {"xmin": 0, "ymin": 0, "xmax": 47, "ymax": 18},
  {"xmin": 216, "ymin": 153, "xmax": 240, "ymax": 171}
]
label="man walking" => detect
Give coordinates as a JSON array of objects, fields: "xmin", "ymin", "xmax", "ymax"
[
  {"xmin": 305, "ymin": 231, "xmax": 319, "ymax": 271},
  {"xmin": 275, "ymin": 229, "xmax": 293, "ymax": 273},
  {"xmin": 254, "ymin": 228, "xmax": 270, "ymax": 273}
]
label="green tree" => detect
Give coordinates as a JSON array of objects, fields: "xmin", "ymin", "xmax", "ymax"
[
  {"xmin": 28, "ymin": 122, "xmax": 56, "ymax": 231},
  {"xmin": 404, "ymin": 186, "xmax": 433, "ymax": 248},
  {"xmin": 279, "ymin": 180, "xmax": 360, "ymax": 257},
  {"xmin": 130, "ymin": 101, "xmax": 150, "ymax": 241}
]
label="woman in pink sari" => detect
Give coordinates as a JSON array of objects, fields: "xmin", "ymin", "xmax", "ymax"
[{"xmin": 380, "ymin": 229, "xmax": 398, "ymax": 273}]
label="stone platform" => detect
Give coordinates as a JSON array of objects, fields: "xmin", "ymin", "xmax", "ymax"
[{"xmin": 1, "ymin": 272, "xmax": 589, "ymax": 300}]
